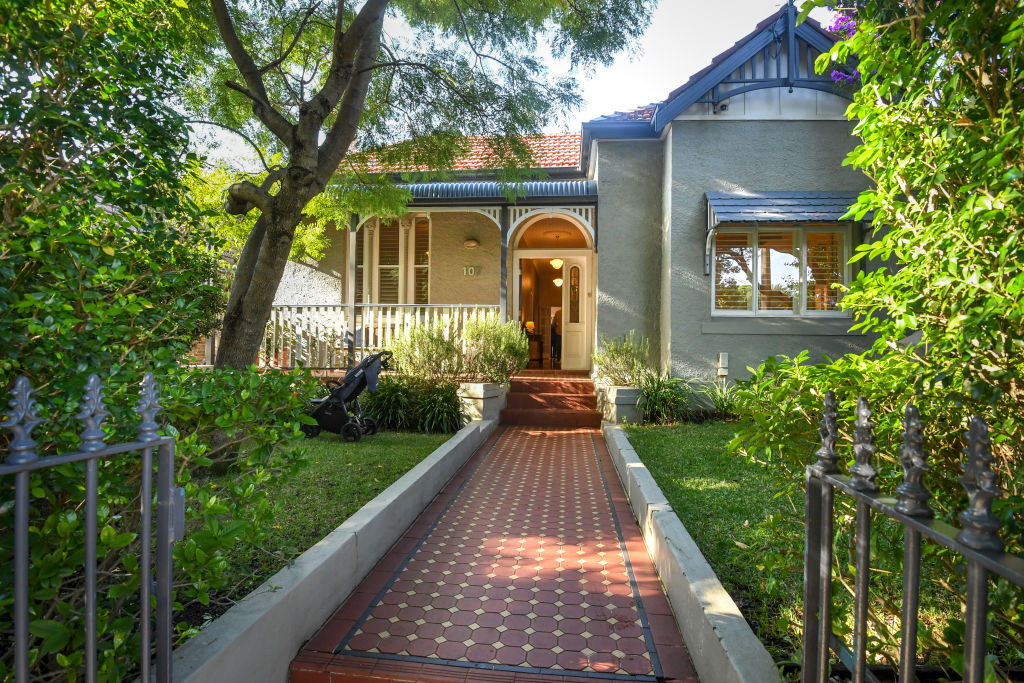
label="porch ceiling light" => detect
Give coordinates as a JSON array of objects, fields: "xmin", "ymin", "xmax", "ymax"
[
  {"xmin": 463, "ymin": 238, "xmax": 479, "ymax": 249},
  {"xmin": 549, "ymin": 257, "xmax": 564, "ymax": 269},
  {"xmin": 553, "ymin": 277, "xmax": 564, "ymax": 287}
]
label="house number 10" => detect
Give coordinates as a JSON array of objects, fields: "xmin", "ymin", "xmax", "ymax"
[{"xmin": 463, "ymin": 266, "xmax": 479, "ymax": 276}]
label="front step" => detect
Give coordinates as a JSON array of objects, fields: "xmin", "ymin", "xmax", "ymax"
[
  {"xmin": 499, "ymin": 408, "xmax": 602, "ymax": 428},
  {"xmin": 500, "ymin": 374, "xmax": 601, "ymax": 428},
  {"xmin": 505, "ymin": 392, "xmax": 597, "ymax": 411},
  {"xmin": 509, "ymin": 379, "xmax": 595, "ymax": 395}
]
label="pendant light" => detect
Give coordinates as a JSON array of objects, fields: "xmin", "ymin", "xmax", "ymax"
[
  {"xmin": 553, "ymin": 277, "xmax": 564, "ymax": 287},
  {"xmin": 549, "ymin": 257, "xmax": 563, "ymax": 269}
]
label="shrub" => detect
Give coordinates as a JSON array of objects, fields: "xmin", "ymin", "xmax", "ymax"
[
  {"xmin": 390, "ymin": 321, "xmax": 464, "ymax": 383},
  {"xmin": 413, "ymin": 381, "xmax": 466, "ymax": 434},
  {"xmin": 464, "ymin": 318, "xmax": 529, "ymax": 383},
  {"xmin": 638, "ymin": 371, "xmax": 693, "ymax": 424},
  {"xmin": 697, "ymin": 381, "xmax": 740, "ymax": 419},
  {"xmin": 592, "ymin": 331, "xmax": 649, "ymax": 386},
  {"xmin": 362, "ymin": 374, "xmax": 415, "ymax": 431},
  {"xmin": 0, "ymin": 367, "xmax": 314, "ymax": 679}
]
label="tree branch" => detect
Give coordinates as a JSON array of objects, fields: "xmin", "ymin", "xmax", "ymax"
[
  {"xmin": 210, "ymin": 0, "xmax": 296, "ymax": 143},
  {"xmin": 186, "ymin": 119, "xmax": 273, "ymax": 172},
  {"xmin": 316, "ymin": 11, "xmax": 384, "ymax": 185},
  {"xmin": 226, "ymin": 180, "xmax": 273, "ymax": 214},
  {"xmin": 258, "ymin": 1, "xmax": 321, "ymax": 75}
]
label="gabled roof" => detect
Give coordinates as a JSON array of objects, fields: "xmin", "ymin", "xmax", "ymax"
[
  {"xmin": 360, "ymin": 133, "xmax": 581, "ymax": 173},
  {"xmin": 582, "ymin": 3, "xmax": 845, "ymax": 145}
]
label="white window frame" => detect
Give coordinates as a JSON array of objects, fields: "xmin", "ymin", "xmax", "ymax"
[
  {"xmin": 711, "ymin": 224, "xmax": 852, "ymax": 317},
  {"xmin": 358, "ymin": 217, "xmax": 431, "ymax": 305}
]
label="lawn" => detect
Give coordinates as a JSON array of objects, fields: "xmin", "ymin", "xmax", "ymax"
[
  {"xmin": 623, "ymin": 421, "xmax": 803, "ymax": 659},
  {"xmin": 196, "ymin": 430, "xmax": 450, "ymax": 625}
]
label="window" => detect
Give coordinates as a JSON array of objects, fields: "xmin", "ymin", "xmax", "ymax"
[
  {"xmin": 412, "ymin": 218, "xmax": 429, "ymax": 305},
  {"xmin": 713, "ymin": 227, "xmax": 848, "ymax": 315},
  {"xmin": 355, "ymin": 217, "xmax": 431, "ymax": 305}
]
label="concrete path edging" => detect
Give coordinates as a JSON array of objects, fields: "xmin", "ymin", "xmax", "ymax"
[
  {"xmin": 602, "ymin": 424, "xmax": 781, "ymax": 683},
  {"xmin": 171, "ymin": 419, "xmax": 498, "ymax": 683}
]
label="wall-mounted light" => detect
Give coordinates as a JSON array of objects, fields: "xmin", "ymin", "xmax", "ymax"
[
  {"xmin": 549, "ymin": 258, "xmax": 563, "ymax": 269},
  {"xmin": 553, "ymin": 278, "xmax": 563, "ymax": 287},
  {"xmin": 463, "ymin": 238, "xmax": 479, "ymax": 249}
]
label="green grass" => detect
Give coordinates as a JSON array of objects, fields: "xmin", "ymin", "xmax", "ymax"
[
  {"xmin": 209, "ymin": 430, "xmax": 450, "ymax": 616},
  {"xmin": 624, "ymin": 421, "xmax": 803, "ymax": 659}
]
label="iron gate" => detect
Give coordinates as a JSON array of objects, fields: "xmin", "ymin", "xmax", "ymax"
[
  {"xmin": 802, "ymin": 391, "xmax": 1024, "ymax": 683},
  {"xmin": 2, "ymin": 373, "xmax": 181, "ymax": 682}
]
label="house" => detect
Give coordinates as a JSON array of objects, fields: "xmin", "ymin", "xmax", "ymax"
[{"xmin": 272, "ymin": 4, "xmax": 872, "ymax": 380}]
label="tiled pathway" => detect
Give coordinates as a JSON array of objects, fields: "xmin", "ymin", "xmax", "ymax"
[{"xmin": 292, "ymin": 427, "xmax": 697, "ymax": 682}]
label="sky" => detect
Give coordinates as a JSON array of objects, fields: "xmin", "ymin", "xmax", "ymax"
[{"xmin": 554, "ymin": 0, "xmax": 834, "ymax": 131}]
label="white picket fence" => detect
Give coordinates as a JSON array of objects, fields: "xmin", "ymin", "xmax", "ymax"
[{"xmin": 198, "ymin": 304, "xmax": 501, "ymax": 369}]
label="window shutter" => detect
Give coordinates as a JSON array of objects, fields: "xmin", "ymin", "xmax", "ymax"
[
  {"xmin": 414, "ymin": 220, "xmax": 429, "ymax": 305},
  {"xmin": 378, "ymin": 223, "xmax": 400, "ymax": 303}
]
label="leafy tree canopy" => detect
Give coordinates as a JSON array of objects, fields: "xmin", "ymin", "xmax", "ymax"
[{"xmin": 175, "ymin": 0, "xmax": 653, "ymax": 368}]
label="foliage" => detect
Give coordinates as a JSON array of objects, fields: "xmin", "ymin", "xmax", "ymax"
[
  {"xmin": 463, "ymin": 318, "xmax": 530, "ymax": 384},
  {"xmin": 390, "ymin": 321, "xmax": 465, "ymax": 383},
  {"xmin": 413, "ymin": 382, "xmax": 466, "ymax": 434},
  {"xmin": 592, "ymin": 330, "xmax": 650, "ymax": 386},
  {"xmin": 361, "ymin": 374, "xmax": 415, "ymax": 431},
  {"xmin": 697, "ymin": 381, "xmax": 741, "ymax": 419},
  {"xmin": 637, "ymin": 371, "xmax": 693, "ymax": 425},
  {"xmin": 208, "ymin": 429, "xmax": 448, "ymax": 609},
  {"xmin": 730, "ymin": 0, "xmax": 1024, "ymax": 672},
  {"xmin": 175, "ymin": 0, "xmax": 653, "ymax": 368}
]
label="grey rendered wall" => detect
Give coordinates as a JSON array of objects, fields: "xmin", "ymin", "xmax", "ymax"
[
  {"xmin": 428, "ymin": 213, "xmax": 500, "ymax": 305},
  {"xmin": 595, "ymin": 139, "xmax": 664, "ymax": 361},
  {"xmin": 666, "ymin": 119, "xmax": 871, "ymax": 381},
  {"xmin": 273, "ymin": 223, "xmax": 347, "ymax": 305}
]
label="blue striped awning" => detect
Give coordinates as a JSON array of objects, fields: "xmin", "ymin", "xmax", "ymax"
[
  {"xmin": 706, "ymin": 191, "xmax": 862, "ymax": 225},
  {"xmin": 404, "ymin": 179, "xmax": 596, "ymax": 201}
]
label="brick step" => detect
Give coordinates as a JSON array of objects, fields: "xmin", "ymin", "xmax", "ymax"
[
  {"xmin": 499, "ymin": 408, "xmax": 602, "ymax": 428},
  {"xmin": 509, "ymin": 379, "xmax": 595, "ymax": 395},
  {"xmin": 505, "ymin": 392, "xmax": 597, "ymax": 410}
]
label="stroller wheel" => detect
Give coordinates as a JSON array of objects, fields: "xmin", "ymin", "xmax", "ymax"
[
  {"xmin": 301, "ymin": 423, "xmax": 321, "ymax": 439},
  {"xmin": 362, "ymin": 417, "xmax": 378, "ymax": 436},
  {"xmin": 341, "ymin": 422, "xmax": 362, "ymax": 442}
]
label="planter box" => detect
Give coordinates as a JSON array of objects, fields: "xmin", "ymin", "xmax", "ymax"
[
  {"xmin": 595, "ymin": 382, "xmax": 641, "ymax": 424},
  {"xmin": 458, "ymin": 382, "xmax": 508, "ymax": 421}
]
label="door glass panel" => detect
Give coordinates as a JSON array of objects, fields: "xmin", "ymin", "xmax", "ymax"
[
  {"xmin": 569, "ymin": 266, "xmax": 580, "ymax": 323},
  {"xmin": 757, "ymin": 231, "xmax": 800, "ymax": 312}
]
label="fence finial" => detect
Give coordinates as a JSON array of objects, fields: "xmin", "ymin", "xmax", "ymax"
[
  {"xmin": 895, "ymin": 403, "xmax": 933, "ymax": 518},
  {"xmin": 850, "ymin": 396, "xmax": 879, "ymax": 492},
  {"xmin": 77, "ymin": 374, "xmax": 110, "ymax": 452},
  {"xmin": 136, "ymin": 373, "xmax": 161, "ymax": 442},
  {"xmin": 813, "ymin": 390, "xmax": 840, "ymax": 473},
  {"xmin": 3, "ymin": 376, "xmax": 41, "ymax": 465},
  {"xmin": 956, "ymin": 416, "xmax": 1003, "ymax": 552}
]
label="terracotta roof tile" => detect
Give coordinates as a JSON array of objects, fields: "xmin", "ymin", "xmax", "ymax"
[{"xmin": 360, "ymin": 133, "xmax": 581, "ymax": 173}]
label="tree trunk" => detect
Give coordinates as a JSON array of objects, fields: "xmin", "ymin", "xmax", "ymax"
[{"xmin": 214, "ymin": 181, "xmax": 313, "ymax": 369}]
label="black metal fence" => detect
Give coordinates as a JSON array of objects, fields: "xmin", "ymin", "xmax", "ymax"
[
  {"xmin": 1, "ymin": 373, "xmax": 181, "ymax": 682},
  {"xmin": 801, "ymin": 391, "xmax": 1024, "ymax": 683}
]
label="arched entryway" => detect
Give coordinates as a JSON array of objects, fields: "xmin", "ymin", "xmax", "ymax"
[{"xmin": 509, "ymin": 214, "xmax": 595, "ymax": 371}]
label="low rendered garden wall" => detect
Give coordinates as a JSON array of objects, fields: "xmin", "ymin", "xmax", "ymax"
[
  {"xmin": 602, "ymin": 424, "xmax": 781, "ymax": 683},
  {"xmin": 171, "ymin": 419, "xmax": 498, "ymax": 683}
]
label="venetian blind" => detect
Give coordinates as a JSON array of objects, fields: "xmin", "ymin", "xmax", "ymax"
[
  {"xmin": 805, "ymin": 232, "xmax": 844, "ymax": 312},
  {"xmin": 757, "ymin": 231, "xmax": 799, "ymax": 312}
]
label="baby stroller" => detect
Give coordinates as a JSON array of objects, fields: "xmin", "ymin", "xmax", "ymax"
[{"xmin": 303, "ymin": 351, "xmax": 392, "ymax": 441}]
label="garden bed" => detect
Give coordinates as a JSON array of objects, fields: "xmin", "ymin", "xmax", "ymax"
[
  {"xmin": 623, "ymin": 421, "xmax": 798, "ymax": 659},
  {"xmin": 189, "ymin": 430, "xmax": 450, "ymax": 629}
]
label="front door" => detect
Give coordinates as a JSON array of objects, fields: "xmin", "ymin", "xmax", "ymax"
[{"xmin": 558, "ymin": 255, "xmax": 588, "ymax": 370}]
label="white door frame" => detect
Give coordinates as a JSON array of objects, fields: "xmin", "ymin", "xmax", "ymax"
[{"xmin": 510, "ymin": 248, "xmax": 596, "ymax": 370}]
